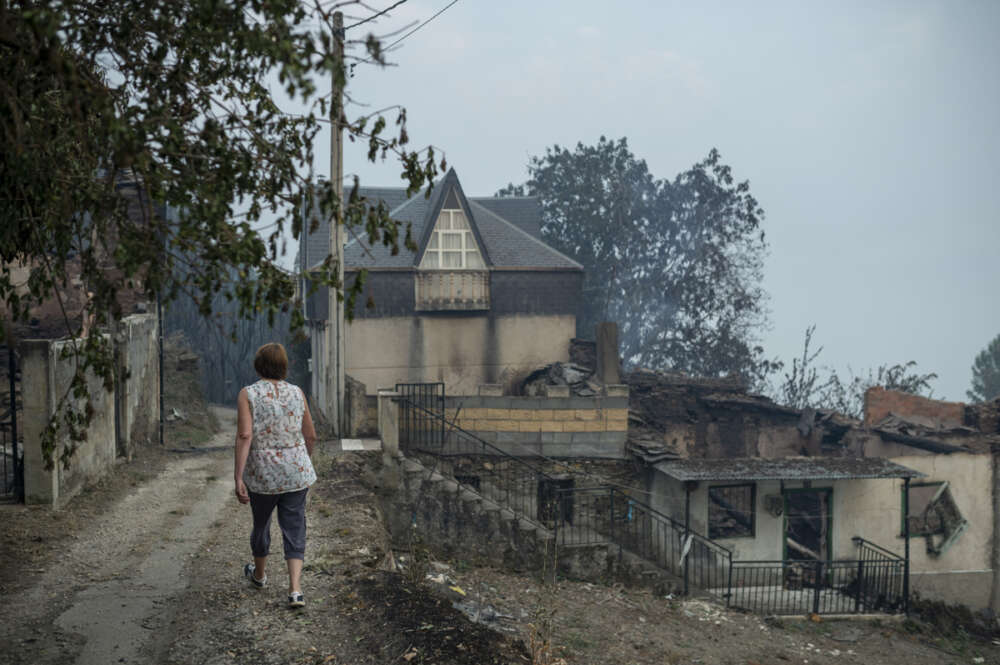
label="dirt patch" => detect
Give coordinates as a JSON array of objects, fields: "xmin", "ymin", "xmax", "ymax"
[
  {"xmin": 351, "ymin": 572, "xmax": 529, "ymax": 664},
  {"xmin": 0, "ymin": 442, "xmax": 170, "ymax": 597}
]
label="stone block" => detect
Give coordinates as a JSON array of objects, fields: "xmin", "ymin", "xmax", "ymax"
[
  {"xmin": 604, "ymin": 384, "xmax": 629, "ymax": 398},
  {"xmin": 486, "ymin": 408, "xmax": 509, "ymax": 420},
  {"xmin": 568, "ymin": 397, "xmax": 598, "ymax": 409},
  {"xmin": 605, "ymin": 420, "xmax": 629, "ymax": 432},
  {"xmin": 519, "ymin": 420, "xmax": 541, "ymax": 432},
  {"xmin": 478, "ymin": 383, "xmax": 503, "ymax": 397},
  {"xmin": 537, "ymin": 420, "xmax": 563, "ymax": 432},
  {"xmin": 493, "ymin": 420, "xmax": 520, "ymax": 432},
  {"xmin": 574, "ymin": 409, "xmax": 599, "ymax": 421},
  {"xmin": 569, "ymin": 431, "xmax": 604, "ymax": 444},
  {"xmin": 509, "ymin": 408, "xmax": 535, "ymax": 420},
  {"xmin": 552, "ymin": 409, "xmax": 576, "ymax": 421},
  {"xmin": 563, "ymin": 420, "xmax": 598, "ymax": 433}
]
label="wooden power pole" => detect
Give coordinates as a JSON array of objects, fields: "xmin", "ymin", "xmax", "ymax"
[{"xmin": 326, "ymin": 11, "xmax": 346, "ymax": 437}]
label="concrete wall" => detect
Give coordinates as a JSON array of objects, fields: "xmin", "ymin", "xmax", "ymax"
[
  {"xmin": 21, "ymin": 313, "xmax": 161, "ymax": 506},
  {"xmin": 116, "ymin": 314, "xmax": 160, "ymax": 457},
  {"xmin": 345, "ymin": 313, "xmax": 575, "ymax": 396},
  {"xmin": 837, "ymin": 453, "xmax": 994, "ymax": 609},
  {"xmin": 443, "ymin": 394, "xmax": 628, "ymax": 459},
  {"xmin": 22, "ymin": 338, "xmax": 116, "ymax": 506}
]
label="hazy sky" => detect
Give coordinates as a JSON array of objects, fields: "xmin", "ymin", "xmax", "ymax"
[{"xmin": 300, "ymin": 0, "xmax": 1000, "ymax": 401}]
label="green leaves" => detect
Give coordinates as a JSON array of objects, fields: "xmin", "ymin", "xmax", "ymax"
[{"xmin": 1, "ymin": 1, "xmax": 436, "ymax": 467}]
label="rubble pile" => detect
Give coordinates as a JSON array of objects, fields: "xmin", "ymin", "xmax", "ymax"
[
  {"xmin": 519, "ymin": 361, "xmax": 602, "ymax": 396},
  {"xmin": 625, "ymin": 370, "xmax": 750, "ymax": 461}
]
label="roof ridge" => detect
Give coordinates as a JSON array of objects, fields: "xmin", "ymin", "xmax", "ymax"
[
  {"xmin": 467, "ymin": 200, "xmax": 582, "ymax": 269},
  {"xmin": 471, "ymin": 195, "xmax": 538, "ymax": 201},
  {"xmin": 343, "ymin": 192, "xmax": 422, "ymax": 250}
]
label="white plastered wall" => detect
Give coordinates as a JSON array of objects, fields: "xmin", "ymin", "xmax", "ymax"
[{"xmin": 344, "ymin": 314, "xmax": 575, "ymax": 395}]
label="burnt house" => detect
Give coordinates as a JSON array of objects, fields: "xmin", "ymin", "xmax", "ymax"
[{"xmin": 299, "ymin": 169, "xmax": 583, "ymax": 397}]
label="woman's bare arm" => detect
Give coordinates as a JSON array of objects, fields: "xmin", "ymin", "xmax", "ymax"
[
  {"xmin": 234, "ymin": 388, "xmax": 253, "ymax": 503},
  {"xmin": 302, "ymin": 399, "xmax": 317, "ymax": 457}
]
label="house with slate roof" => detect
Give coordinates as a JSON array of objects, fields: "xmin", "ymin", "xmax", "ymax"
[{"xmin": 299, "ymin": 169, "xmax": 583, "ymax": 398}]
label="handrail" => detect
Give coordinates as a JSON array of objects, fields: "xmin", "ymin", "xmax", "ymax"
[
  {"xmin": 853, "ymin": 536, "xmax": 904, "ymax": 561},
  {"xmin": 397, "ymin": 395, "xmax": 557, "ymax": 484}
]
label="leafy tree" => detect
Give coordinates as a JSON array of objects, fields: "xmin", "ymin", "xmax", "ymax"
[
  {"xmin": 499, "ymin": 137, "xmax": 776, "ymax": 386},
  {"xmin": 775, "ymin": 326, "xmax": 938, "ymax": 419},
  {"xmin": 0, "ymin": 1, "xmax": 440, "ymax": 467},
  {"xmin": 967, "ymin": 333, "xmax": 1000, "ymax": 403}
]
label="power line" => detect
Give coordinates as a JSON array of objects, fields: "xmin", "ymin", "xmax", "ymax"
[
  {"xmin": 346, "ymin": 0, "xmax": 409, "ymax": 31},
  {"xmin": 384, "ymin": 0, "xmax": 460, "ymax": 51}
]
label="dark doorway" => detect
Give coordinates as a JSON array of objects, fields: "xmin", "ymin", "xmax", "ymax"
[{"xmin": 783, "ymin": 488, "xmax": 832, "ymax": 562}]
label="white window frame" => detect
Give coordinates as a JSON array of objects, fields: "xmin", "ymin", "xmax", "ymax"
[{"xmin": 421, "ymin": 208, "xmax": 484, "ymax": 270}]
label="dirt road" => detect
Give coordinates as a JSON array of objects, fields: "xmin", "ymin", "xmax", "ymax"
[{"xmin": 1, "ymin": 408, "xmax": 238, "ymax": 665}]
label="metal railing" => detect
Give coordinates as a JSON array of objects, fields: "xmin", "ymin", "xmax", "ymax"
[
  {"xmin": 727, "ymin": 539, "xmax": 905, "ymax": 615},
  {"xmin": 397, "ymin": 389, "xmax": 559, "ymax": 526},
  {"xmin": 396, "ymin": 382, "xmax": 445, "ymax": 452},
  {"xmin": 553, "ymin": 485, "xmax": 733, "ymax": 598},
  {"xmin": 1, "ymin": 345, "xmax": 22, "ymax": 502}
]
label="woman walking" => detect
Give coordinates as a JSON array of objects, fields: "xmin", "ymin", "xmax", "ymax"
[{"xmin": 234, "ymin": 343, "xmax": 317, "ymax": 608}]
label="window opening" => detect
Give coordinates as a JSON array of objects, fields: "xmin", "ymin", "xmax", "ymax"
[
  {"xmin": 903, "ymin": 481, "xmax": 968, "ymax": 557},
  {"xmin": 708, "ymin": 483, "xmax": 755, "ymax": 538}
]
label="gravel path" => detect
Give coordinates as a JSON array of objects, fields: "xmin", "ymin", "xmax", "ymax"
[{"xmin": 0, "ymin": 408, "xmax": 237, "ymax": 665}]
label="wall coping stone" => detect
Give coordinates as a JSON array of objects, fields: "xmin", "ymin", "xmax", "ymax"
[{"xmin": 444, "ymin": 395, "xmax": 629, "ymax": 410}]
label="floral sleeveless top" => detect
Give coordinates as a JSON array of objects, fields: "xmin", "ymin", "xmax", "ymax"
[{"xmin": 242, "ymin": 380, "xmax": 317, "ymax": 494}]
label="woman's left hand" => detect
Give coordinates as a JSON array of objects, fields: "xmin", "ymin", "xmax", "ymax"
[{"xmin": 235, "ymin": 479, "xmax": 250, "ymax": 504}]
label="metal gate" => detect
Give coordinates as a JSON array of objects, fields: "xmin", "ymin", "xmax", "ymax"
[
  {"xmin": 1, "ymin": 345, "xmax": 23, "ymax": 502},
  {"xmin": 395, "ymin": 382, "xmax": 445, "ymax": 453}
]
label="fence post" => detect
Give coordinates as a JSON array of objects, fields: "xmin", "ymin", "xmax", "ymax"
[
  {"xmin": 812, "ymin": 560, "xmax": 823, "ymax": 615},
  {"xmin": 726, "ymin": 552, "xmax": 733, "ymax": 608},
  {"xmin": 903, "ymin": 477, "xmax": 911, "ymax": 616},
  {"xmin": 855, "ymin": 558, "xmax": 864, "ymax": 613},
  {"xmin": 8, "ymin": 345, "xmax": 22, "ymax": 502},
  {"xmin": 683, "ymin": 485, "xmax": 691, "ymax": 596}
]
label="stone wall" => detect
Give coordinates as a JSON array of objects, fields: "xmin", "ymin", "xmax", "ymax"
[{"xmin": 443, "ymin": 393, "xmax": 629, "ymax": 458}]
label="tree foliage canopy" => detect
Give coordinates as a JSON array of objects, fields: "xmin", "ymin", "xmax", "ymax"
[
  {"xmin": 499, "ymin": 137, "xmax": 774, "ymax": 386},
  {"xmin": 1, "ymin": 0, "xmax": 438, "ymax": 467},
  {"xmin": 968, "ymin": 333, "xmax": 1000, "ymax": 403}
]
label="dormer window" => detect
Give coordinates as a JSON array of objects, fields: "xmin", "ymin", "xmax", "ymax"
[{"xmin": 420, "ymin": 207, "xmax": 485, "ymax": 270}]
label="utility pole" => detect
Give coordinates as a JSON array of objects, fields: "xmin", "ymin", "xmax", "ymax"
[{"xmin": 326, "ymin": 11, "xmax": 346, "ymax": 437}]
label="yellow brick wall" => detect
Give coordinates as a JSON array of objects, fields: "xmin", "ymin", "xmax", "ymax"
[{"xmin": 448, "ymin": 405, "xmax": 628, "ymax": 433}]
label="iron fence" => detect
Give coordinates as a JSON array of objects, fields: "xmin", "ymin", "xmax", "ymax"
[
  {"xmin": 728, "ymin": 540, "xmax": 905, "ymax": 615},
  {"xmin": 1, "ymin": 344, "xmax": 22, "ymax": 502},
  {"xmin": 396, "ymin": 382, "xmax": 445, "ymax": 452},
  {"xmin": 396, "ymin": 389, "xmax": 559, "ymax": 526},
  {"xmin": 553, "ymin": 485, "xmax": 733, "ymax": 598}
]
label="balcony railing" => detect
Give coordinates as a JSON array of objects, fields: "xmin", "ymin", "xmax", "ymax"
[{"xmin": 415, "ymin": 270, "xmax": 489, "ymax": 311}]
